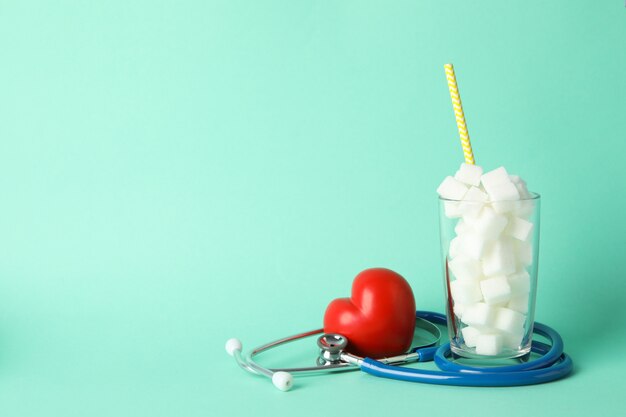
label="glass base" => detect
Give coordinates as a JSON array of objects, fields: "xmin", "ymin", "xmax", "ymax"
[{"xmin": 450, "ymin": 344, "xmax": 532, "ymax": 361}]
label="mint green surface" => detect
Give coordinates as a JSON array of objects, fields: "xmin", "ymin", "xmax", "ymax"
[{"xmin": 0, "ymin": 1, "xmax": 625, "ymax": 416}]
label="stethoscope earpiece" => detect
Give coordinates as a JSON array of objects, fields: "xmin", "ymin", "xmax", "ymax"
[
  {"xmin": 271, "ymin": 371, "xmax": 294, "ymax": 391},
  {"xmin": 225, "ymin": 338, "xmax": 242, "ymax": 356}
]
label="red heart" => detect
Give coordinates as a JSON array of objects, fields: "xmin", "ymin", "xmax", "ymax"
[{"xmin": 323, "ymin": 268, "xmax": 416, "ymax": 357}]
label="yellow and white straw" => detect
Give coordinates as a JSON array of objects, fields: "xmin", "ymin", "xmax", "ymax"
[{"xmin": 444, "ymin": 64, "xmax": 475, "ymax": 165}]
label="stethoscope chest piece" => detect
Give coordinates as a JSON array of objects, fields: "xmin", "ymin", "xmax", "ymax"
[{"xmin": 316, "ymin": 334, "xmax": 348, "ymax": 366}]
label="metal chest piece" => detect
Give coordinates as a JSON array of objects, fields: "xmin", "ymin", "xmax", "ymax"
[{"xmin": 316, "ymin": 334, "xmax": 348, "ymax": 366}]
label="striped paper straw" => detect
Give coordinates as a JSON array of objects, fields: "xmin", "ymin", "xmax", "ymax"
[{"xmin": 444, "ymin": 64, "xmax": 475, "ymax": 165}]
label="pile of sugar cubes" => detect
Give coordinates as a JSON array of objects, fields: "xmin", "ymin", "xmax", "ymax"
[{"xmin": 437, "ymin": 164, "xmax": 535, "ymax": 356}]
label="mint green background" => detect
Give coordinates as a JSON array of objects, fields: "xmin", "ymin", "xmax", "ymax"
[{"xmin": 0, "ymin": 1, "xmax": 625, "ymax": 416}]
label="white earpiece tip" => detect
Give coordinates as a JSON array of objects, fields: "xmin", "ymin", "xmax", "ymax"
[
  {"xmin": 272, "ymin": 371, "xmax": 293, "ymax": 391},
  {"xmin": 225, "ymin": 338, "xmax": 242, "ymax": 356}
]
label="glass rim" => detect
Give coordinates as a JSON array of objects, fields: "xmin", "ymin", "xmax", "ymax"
[{"xmin": 438, "ymin": 191, "xmax": 541, "ymax": 203}]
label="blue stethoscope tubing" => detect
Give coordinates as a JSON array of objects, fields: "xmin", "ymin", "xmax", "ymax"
[{"xmin": 359, "ymin": 311, "xmax": 573, "ymax": 386}]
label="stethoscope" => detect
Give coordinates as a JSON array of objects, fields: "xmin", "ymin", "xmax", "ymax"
[{"xmin": 226, "ymin": 311, "xmax": 573, "ymax": 391}]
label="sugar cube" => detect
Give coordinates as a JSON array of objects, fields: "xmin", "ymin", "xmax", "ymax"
[
  {"xmin": 455, "ymin": 219, "xmax": 471, "ymax": 236},
  {"xmin": 437, "ymin": 176, "xmax": 468, "ymax": 200},
  {"xmin": 508, "ymin": 270, "xmax": 530, "ymax": 296},
  {"xmin": 511, "ymin": 176, "xmax": 531, "ymax": 199},
  {"xmin": 485, "ymin": 181, "xmax": 520, "ymax": 202},
  {"xmin": 480, "ymin": 276, "xmax": 512, "ymax": 305},
  {"xmin": 503, "ymin": 329, "xmax": 525, "ymax": 350},
  {"xmin": 461, "ymin": 326, "xmax": 481, "ymax": 348},
  {"xmin": 492, "ymin": 200, "xmax": 521, "ymax": 214},
  {"xmin": 482, "ymin": 238, "xmax": 516, "ymax": 276},
  {"xmin": 507, "ymin": 176, "xmax": 533, "ymax": 210},
  {"xmin": 514, "ymin": 239, "xmax": 533, "ymax": 267},
  {"xmin": 448, "ymin": 255, "xmax": 483, "ymax": 281},
  {"xmin": 505, "ymin": 216, "xmax": 533, "ymax": 241},
  {"xmin": 457, "ymin": 233, "xmax": 491, "ymax": 260},
  {"xmin": 468, "ymin": 207, "xmax": 508, "ymax": 240},
  {"xmin": 444, "ymin": 201, "xmax": 463, "ymax": 218},
  {"xmin": 459, "ymin": 186, "xmax": 488, "ymax": 217},
  {"xmin": 514, "ymin": 200, "xmax": 535, "ymax": 219},
  {"xmin": 449, "ymin": 280, "xmax": 483, "ymax": 304},
  {"xmin": 453, "ymin": 302, "xmax": 467, "ymax": 319},
  {"xmin": 475, "ymin": 333, "xmax": 503, "ymax": 356},
  {"xmin": 481, "ymin": 167, "xmax": 511, "ymax": 189},
  {"xmin": 494, "ymin": 307, "xmax": 526, "ymax": 334},
  {"xmin": 482, "ymin": 167, "xmax": 521, "ymax": 213},
  {"xmin": 461, "ymin": 303, "xmax": 497, "ymax": 328},
  {"xmin": 507, "ymin": 295, "xmax": 529, "ymax": 314},
  {"xmin": 455, "ymin": 163, "xmax": 483, "ymax": 187},
  {"xmin": 449, "ymin": 236, "xmax": 462, "ymax": 258},
  {"xmin": 464, "ymin": 186, "xmax": 489, "ymax": 202}
]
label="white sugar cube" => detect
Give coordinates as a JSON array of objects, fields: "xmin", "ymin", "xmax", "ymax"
[
  {"xmin": 453, "ymin": 302, "xmax": 467, "ymax": 318},
  {"xmin": 448, "ymin": 255, "xmax": 483, "ymax": 281},
  {"xmin": 461, "ymin": 326, "xmax": 481, "ymax": 348},
  {"xmin": 476, "ymin": 333, "xmax": 503, "ymax": 356},
  {"xmin": 480, "ymin": 276, "xmax": 512, "ymax": 305},
  {"xmin": 508, "ymin": 270, "xmax": 531, "ymax": 296},
  {"xmin": 457, "ymin": 233, "xmax": 491, "ymax": 260},
  {"xmin": 461, "ymin": 303, "xmax": 497, "ymax": 328},
  {"xmin": 492, "ymin": 200, "xmax": 520, "ymax": 214},
  {"xmin": 505, "ymin": 216, "xmax": 534, "ymax": 241},
  {"xmin": 450, "ymin": 280, "xmax": 483, "ymax": 304},
  {"xmin": 459, "ymin": 186, "xmax": 488, "ymax": 217},
  {"xmin": 482, "ymin": 239, "xmax": 516, "ymax": 276},
  {"xmin": 489, "ymin": 301, "xmax": 509, "ymax": 308},
  {"xmin": 514, "ymin": 200, "xmax": 535, "ymax": 219},
  {"xmin": 494, "ymin": 307, "xmax": 526, "ymax": 334},
  {"xmin": 455, "ymin": 219, "xmax": 471, "ymax": 236},
  {"xmin": 485, "ymin": 181, "xmax": 520, "ymax": 202},
  {"xmin": 507, "ymin": 294, "xmax": 529, "ymax": 314},
  {"xmin": 481, "ymin": 167, "xmax": 511, "ymax": 189},
  {"xmin": 482, "ymin": 168, "xmax": 520, "ymax": 214},
  {"xmin": 503, "ymin": 329, "xmax": 525, "ymax": 350},
  {"xmin": 437, "ymin": 176, "xmax": 469, "ymax": 200},
  {"xmin": 444, "ymin": 201, "xmax": 464, "ymax": 218},
  {"xmin": 468, "ymin": 207, "xmax": 508, "ymax": 240},
  {"xmin": 449, "ymin": 236, "xmax": 462, "ymax": 258},
  {"xmin": 455, "ymin": 163, "xmax": 483, "ymax": 187},
  {"xmin": 510, "ymin": 175, "xmax": 531, "ymax": 199},
  {"xmin": 514, "ymin": 239, "xmax": 533, "ymax": 267},
  {"xmin": 463, "ymin": 186, "xmax": 489, "ymax": 202}
]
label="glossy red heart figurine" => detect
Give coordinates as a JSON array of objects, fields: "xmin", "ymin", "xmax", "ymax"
[{"xmin": 323, "ymin": 268, "xmax": 416, "ymax": 357}]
